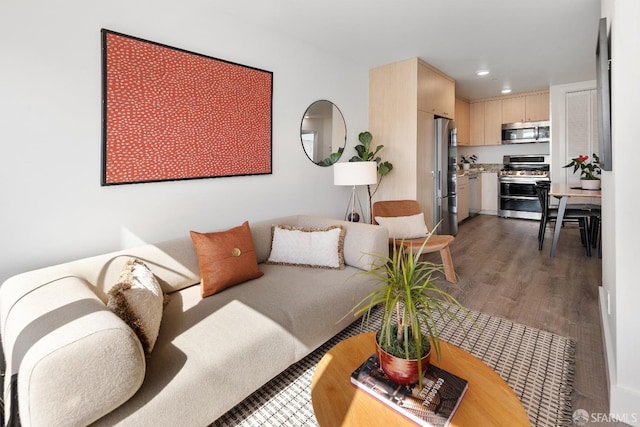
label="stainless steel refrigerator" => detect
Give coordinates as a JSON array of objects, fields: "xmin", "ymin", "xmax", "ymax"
[{"xmin": 433, "ymin": 118, "xmax": 458, "ymax": 236}]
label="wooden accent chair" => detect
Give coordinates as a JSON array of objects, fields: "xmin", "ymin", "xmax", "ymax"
[{"xmin": 372, "ymin": 200, "xmax": 457, "ymax": 283}]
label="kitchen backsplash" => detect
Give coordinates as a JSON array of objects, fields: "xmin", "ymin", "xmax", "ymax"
[
  {"xmin": 458, "ymin": 143, "xmax": 549, "ymax": 165},
  {"xmin": 458, "ymin": 163, "xmax": 502, "ymax": 173}
]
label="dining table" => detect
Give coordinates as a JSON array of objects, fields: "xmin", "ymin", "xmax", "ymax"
[{"xmin": 549, "ymin": 183, "xmax": 602, "ymax": 257}]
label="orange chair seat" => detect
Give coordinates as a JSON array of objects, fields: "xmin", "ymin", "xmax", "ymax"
[{"xmin": 396, "ymin": 235, "xmax": 455, "ymax": 253}]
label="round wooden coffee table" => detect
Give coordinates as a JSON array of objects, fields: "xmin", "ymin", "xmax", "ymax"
[{"xmin": 311, "ymin": 332, "xmax": 529, "ymax": 426}]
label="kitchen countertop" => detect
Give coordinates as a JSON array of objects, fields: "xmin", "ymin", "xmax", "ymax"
[
  {"xmin": 458, "ymin": 168, "xmax": 499, "ymax": 176},
  {"xmin": 458, "ymin": 164, "xmax": 502, "ymax": 175}
]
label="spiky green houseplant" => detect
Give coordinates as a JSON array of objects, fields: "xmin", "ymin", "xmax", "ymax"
[{"xmin": 352, "ymin": 231, "xmax": 470, "ymax": 387}]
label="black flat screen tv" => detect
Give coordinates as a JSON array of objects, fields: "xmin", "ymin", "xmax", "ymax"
[{"xmin": 596, "ymin": 17, "xmax": 612, "ymax": 171}]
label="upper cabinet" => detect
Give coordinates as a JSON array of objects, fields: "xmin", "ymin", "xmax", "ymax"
[
  {"xmin": 470, "ymin": 90, "xmax": 549, "ymax": 145},
  {"xmin": 484, "ymin": 100, "xmax": 503, "ymax": 145},
  {"xmin": 501, "ymin": 97, "xmax": 526, "ymax": 124},
  {"xmin": 501, "ymin": 92, "xmax": 549, "ymax": 123},
  {"xmin": 455, "ymin": 97, "xmax": 470, "ymax": 146},
  {"xmin": 418, "ymin": 62, "xmax": 455, "ymax": 119},
  {"xmin": 469, "ymin": 101, "xmax": 485, "ymax": 146},
  {"xmin": 469, "ymin": 99, "xmax": 502, "ymax": 146},
  {"xmin": 525, "ymin": 93, "xmax": 550, "ymax": 122}
]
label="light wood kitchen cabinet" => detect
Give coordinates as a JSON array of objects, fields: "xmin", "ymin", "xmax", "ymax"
[
  {"xmin": 369, "ymin": 57, "xmax": 455, "ymax": 226},
  {"xmin": 501, "ymin": 96, "xmax": 526, "ymax": 124},
  {"xmin": 501, "ymin": 92, "xmax": 549, "ymax": 123},
  {"xmin": 484, "ymin": 99, "xmax": 502, "ymax": 145},
  {"xmin": 525, "ymin": 92, "xmax": 549, "ymax": 121},
  {"xmin": 434, "ymin": 73, "xmax": 455, "ymax": 119},
  {"xmin": 418, "ymin": 62, "xmax": 455, "ymax": 119},
  {"xmin": 469, "ymin": 99, "xmax": 502, "ymax": 146},
  {"xmin": 457, "ymin": 174, "xmax": 469, "ymax": 222},
  {"xmin": 455, "ymin": 98, "xmax": 470, "ymax": 146},
  {"xmin": 469, "ymin": 102, "xmax": 485, "ymax": 146}
]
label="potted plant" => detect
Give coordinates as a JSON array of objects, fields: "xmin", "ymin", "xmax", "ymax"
[
  {"xmin": 350, "ymin": 233, "xmax": 471, "ymax": 387},
  {"xmin": 349, "ymin": 131, "xmax": 393, "ymax": 223},
  {"xmin": 460, "ymin": 154, "xmax": 477, "ymax": 171},
  {"xmin": 563, "ymin": 153, "xmax": 601, "ymax": 190}
]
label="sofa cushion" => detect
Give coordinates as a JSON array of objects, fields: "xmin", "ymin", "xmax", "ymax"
[
  {"xmin": 374, "ymin": 213, "xmax": 429, "ymax": 239},
  {"xmin": 2, "ymin": 276, "xmax": 146, "ymax": 427},
  {"xmin": 94, "ymin": 262, "xmax": 377, "ymax": 426},
  {"xmin": 190, "ymin": 221, "xmax": 264, "ymax": 298},
  {"xmin": 107, "ymin": 258, "xmax": 164, "ymax": 355},
  {"xmin": 266, "ymin": 224, "xmax": 346, "ymax": 269}
]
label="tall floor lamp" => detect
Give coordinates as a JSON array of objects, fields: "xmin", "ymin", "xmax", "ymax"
[{"xmin": 333, "ymin": 162, "xmax": 378, "ymax": 222}]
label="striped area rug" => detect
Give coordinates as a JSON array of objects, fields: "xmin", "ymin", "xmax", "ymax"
[{"xmin": 212, "ymin": 306, "xmax": 575, "ymax": 427}]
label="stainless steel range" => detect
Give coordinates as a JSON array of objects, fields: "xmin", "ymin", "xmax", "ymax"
[{"xmin": 499, "ymin": 155, "xmax": 550, "ymax": 220}]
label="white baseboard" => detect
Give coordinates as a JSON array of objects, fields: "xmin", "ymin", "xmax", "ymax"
[{"xmin": 599, "ymin": 286, "xmax": 640, "ymax": 426}]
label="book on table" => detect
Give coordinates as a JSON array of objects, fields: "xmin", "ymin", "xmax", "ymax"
[{"xmin": 350, "ymin": 354, "xmax": 468, "ymax": 427}]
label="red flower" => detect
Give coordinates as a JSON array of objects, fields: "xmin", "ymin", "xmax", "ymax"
[{"xmin": 578, "ymin": 155, "xmax": 589, "ymax": 162}]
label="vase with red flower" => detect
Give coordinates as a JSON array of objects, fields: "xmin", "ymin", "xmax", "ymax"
[{"xmin": 563, "ymin": 153, "xmax": 601, "ymax": 190}]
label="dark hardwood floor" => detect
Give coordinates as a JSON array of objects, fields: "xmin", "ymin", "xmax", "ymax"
[{"xmin": 423, "ymin": 214, "xmax": 623, "ymax": 425}]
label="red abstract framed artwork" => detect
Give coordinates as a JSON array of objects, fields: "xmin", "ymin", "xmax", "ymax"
[{"xmin": 101, "ymin": 29, "xmax": 273, "ymax": 185}]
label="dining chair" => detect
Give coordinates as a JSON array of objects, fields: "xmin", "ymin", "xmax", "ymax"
[
  {"xmin": 371, "ymin": 200, "xmax": 457, "ymax": 283},
  {"xmin": 535, "ymin": 181, "xmax": 593, "ymax": 256},
  {"xmin": 587, "ymin": 205, "xmax": 602, "ymax": 258}
]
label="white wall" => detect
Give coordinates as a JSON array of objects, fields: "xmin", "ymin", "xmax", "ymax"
[
  {"xmin": 600, "ymin": 0, "xmax": 640, "ymax": 423},
  {"xmin": 0, "ymin": 0, "xmax": 369, "ymax": 283}
]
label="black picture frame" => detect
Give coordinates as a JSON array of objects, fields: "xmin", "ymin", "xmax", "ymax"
[
  {"xmin": 101, "ymin": 29, "xmax": 273, "ymax": 185},
  {"xmin": 596, "ymin": 17, "xmax": 612, "ymax": 171}
]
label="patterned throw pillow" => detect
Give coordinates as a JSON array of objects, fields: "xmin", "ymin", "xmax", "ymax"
[
  {"xmin": 266, "ymin": 224, "xmax": 346, "ymax": 269},
  {"xmin": 107, "ymin": 258, "xmax": 164, "ymax": 355},
  {"xmin": 190, "ymin": 221, "xmax": 264, "ymax": 298}
]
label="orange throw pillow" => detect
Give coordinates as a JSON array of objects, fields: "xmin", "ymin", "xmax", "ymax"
[{"xmin": 190, "ymin": 221, "xmax": 264, "ymax": 298}]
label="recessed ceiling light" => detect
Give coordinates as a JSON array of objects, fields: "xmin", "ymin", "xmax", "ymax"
[
  {"xmin": 501, "ymin": 88, "xmax": 512, "ymax": 94},
  {"xmin": 476, "ymin": 70, "xmax": 490, "ymax": 76}
]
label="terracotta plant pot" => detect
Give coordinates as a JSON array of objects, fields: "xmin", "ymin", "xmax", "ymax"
[
  {"xmin": 375, "ymin": 340, "xmax": 431, "ymax": 385},
  {"xmin": 581, "ymin": 179, "xmax": 601, "ymax": 190}
]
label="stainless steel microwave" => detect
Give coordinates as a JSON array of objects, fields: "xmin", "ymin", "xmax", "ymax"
[{"xmin": 501, "ymin": 121, "xmax": 550, "ymax": 144}]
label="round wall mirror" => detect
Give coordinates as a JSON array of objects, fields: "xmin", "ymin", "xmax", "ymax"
[{"xmin": 300, "ymin": 100, "xmax": 346, "ymax": 166}]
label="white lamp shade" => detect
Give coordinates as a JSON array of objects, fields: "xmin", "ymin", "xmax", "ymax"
[{"xmin": 333, "ymin": 161, "xmax": 378, "ymax": 186}]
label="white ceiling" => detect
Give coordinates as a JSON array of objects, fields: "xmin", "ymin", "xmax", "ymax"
[{"xmin": 211, "ymin": 0, "xmax": 602, "ymax": 100}]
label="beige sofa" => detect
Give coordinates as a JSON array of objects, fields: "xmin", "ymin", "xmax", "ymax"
[{"xmin": 0, "ymin": 215, "xmax": 388, "ymax": 426}]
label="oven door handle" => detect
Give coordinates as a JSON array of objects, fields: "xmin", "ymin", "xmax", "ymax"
[
  {"xmin": 499, "ymin": 195, "xmax": 539, "ymax": 200},
  {"xmin": 499, "ymin": 177, "xmax": 549, "ymax": 184}
]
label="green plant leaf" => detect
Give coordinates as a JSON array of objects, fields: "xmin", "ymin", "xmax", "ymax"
[
  {"xmin": 378, "ymin": 161, "xmax": 393, "ymax": 176},
  {"xmin": 354, "ymin": 145, "xmax": 369, "ymax": 160},
  {"xmin": 369, "ymin": 144, "xmax": 384, "ymax": 158},
  {"xmin": 317, "ymin": 147, "xmax": 344, "ymax": 166},
  {"xmin": 359, "ymin": 131, "xmax": 373, "ymax": 146}
]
